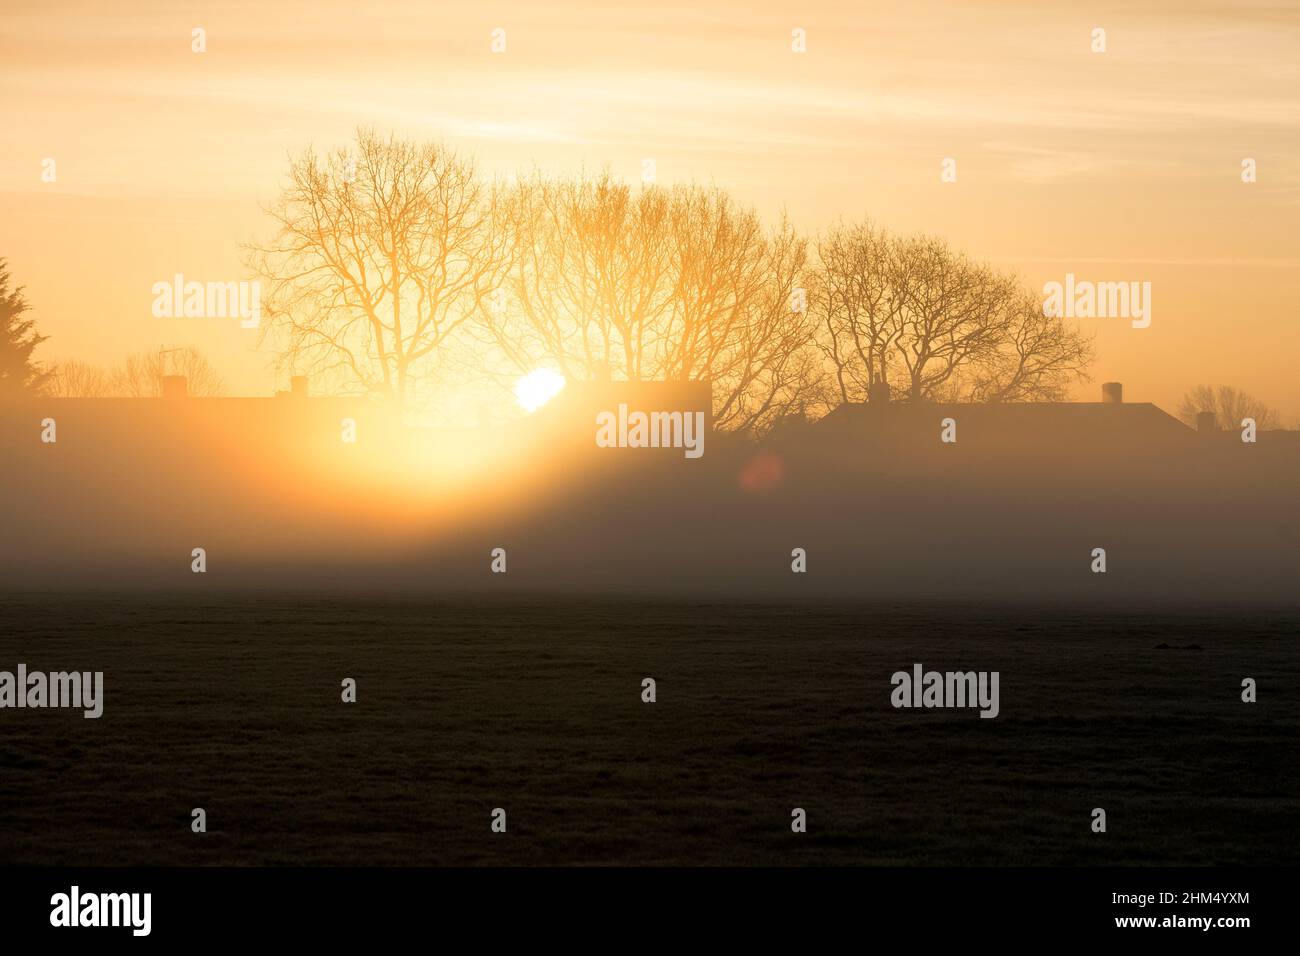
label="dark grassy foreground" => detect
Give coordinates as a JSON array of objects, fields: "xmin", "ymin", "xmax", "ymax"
[{"xmin": 0, "ymin": 595, "xmax": 1295, "ymax": 866}]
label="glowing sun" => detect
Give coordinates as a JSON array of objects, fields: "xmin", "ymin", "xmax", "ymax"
[{"xmin": 514, "ymin": 368, "xmax": 566, "ymax": 413}]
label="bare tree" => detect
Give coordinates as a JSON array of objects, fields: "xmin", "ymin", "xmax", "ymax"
[
  {"xmin": 814, "ymin": 223, "xmax": 1092, "ymax": 404},
  {"xmin": 696, "ymin": 214, "xmax": 826, "ymax": 432},
  {"xmin": 111, "ymin": 347, "xmax": 224, "ymax": 397},
  {"xmin": 966, "ymin": 292, "xmax": 1095, "ymax": 403},
  {"xmin": 1178, "ymin": 385, "xmax": 1280, "ymax": 430},
  {"xmin": 486, "ymin": 171, "xmax": 674, "ymax": 382},
  {"xmin": 813, "ymin": 221, "xmax": 903, "ymax": 404},
  {"xmin": 45, "ymin": 359, "xmax": 112, "ymax": 397},
  {"xmin": 486, "ymin": 172, "xmax": 822, "ymax": 432},
  {"xmin": 246, "ymin": 129, "xmax": 514, "ymax": 406},
  {"xmin": 889, "ymin": 236, "xmax": 1015, "ymax": 402}
]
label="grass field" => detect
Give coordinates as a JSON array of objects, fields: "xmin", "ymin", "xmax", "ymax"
[{"xmin": 0, "ymin": 596, "xmax": 1295, "ymax": 866}]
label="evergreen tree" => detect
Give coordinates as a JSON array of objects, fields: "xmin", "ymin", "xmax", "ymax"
[{"xmin": 0, "ymin": 258, "xmax": 50, "ymax": 395}]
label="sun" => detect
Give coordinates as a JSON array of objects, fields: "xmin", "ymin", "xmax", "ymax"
[{"xmin": 514, "ymin": 368, "xmax": 566, "ymax": 413}]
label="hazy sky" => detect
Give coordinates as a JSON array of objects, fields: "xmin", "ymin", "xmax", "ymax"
[{"xmin": 3, "ymin": 0, "xmax": 1298, "ymax": 418}]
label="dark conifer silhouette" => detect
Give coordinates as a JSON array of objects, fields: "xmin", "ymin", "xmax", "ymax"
[{"xmin": 0, "ymin": 258, "xmax": 50, "ymax": 396}]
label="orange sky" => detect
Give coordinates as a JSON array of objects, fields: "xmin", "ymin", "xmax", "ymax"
[{"xmin": 3, "ymin": 0, "xmax": 1298, "ymax": 420}]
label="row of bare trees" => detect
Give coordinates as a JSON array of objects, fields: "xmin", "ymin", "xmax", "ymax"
[
  {"xmin": 45, "ymin": 347, "xmax": 223, "ymax": 398},
  {"xmin": 244, "ymin": 130, "xmax": 1095, "ymax": 431},
  {"xmin": 6, "ymin": 126, "xmax": 1283, "ymax": 428}
]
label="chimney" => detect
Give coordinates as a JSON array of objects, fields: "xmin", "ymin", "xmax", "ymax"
[
  {"xmin": 290, "ymin": 375, "xmax": 309, "ymax": 399},
  {"xmin": 161, "ymin": 375, "xmax": 188, "ymax": 399},
  {"xmin": 1101, "ymin": 382, "xmax": 1123, "ymax": 404},
  {"xmin": 868, "ymin": 381, "xmax": 891, "ymax": 404},
  {"xmin": 1196, "ymin": 411, "xmax": 1218, "ymax": 433}
]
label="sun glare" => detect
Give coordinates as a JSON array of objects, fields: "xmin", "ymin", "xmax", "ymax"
[{"xmin": 514, "ymin": 368, "xmax": 566, "ymax": 413}]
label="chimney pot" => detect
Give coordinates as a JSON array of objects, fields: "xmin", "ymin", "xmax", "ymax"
[
  {"xmin": 1101, "ymin": 382, "xmax": 1123, "ymax": 404},
  {"xmin": 868, "ymin": 381, "xmax": 891, "ymax": 404}
]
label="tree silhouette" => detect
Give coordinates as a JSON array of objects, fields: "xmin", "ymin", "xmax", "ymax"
[
  {"xmin": 1178, "ymin": 385, "xmax": 1280, "ymax": 430},
  {"xmin": 246, "ymin": 133, "xmax": 1098, "ymax": 426},
  {"xmin": 0, "ymin": 259, "xmax": 51, "ymax": 396},
  {"xmin": 45, "ymin": 348, "xmax": 223, "ymax": 397},
  {"xmin": 247, "ymin": 129, "xmax": 513, "ymax": 407},
  {"xmin": 110, "ymin": 347, "xmax": 224, "ymax": 397},
  {"xmin": 814, "ymin": 223, "xmax": 1092, "ymax": 404},
  {"xmin": 45, "ymin": 359, "xmax": 111, "ymax": 397},
  {"xmin": 488, "ymin": 172, "xmax": 823, "ymax": 432}
]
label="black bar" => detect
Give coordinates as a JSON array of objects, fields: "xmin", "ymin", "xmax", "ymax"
[{"xmin": 0, "ymin": 866, "xmax": 1287, "ymax": 943}]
